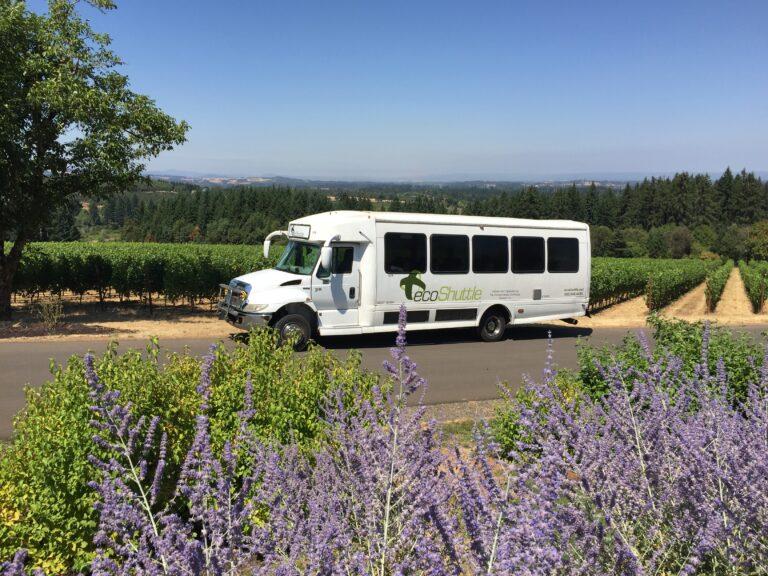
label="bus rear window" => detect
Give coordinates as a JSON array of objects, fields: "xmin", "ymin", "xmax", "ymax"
[{"xmin": 547, "ymin": 237, "xmax": 579, "ymax": 273}]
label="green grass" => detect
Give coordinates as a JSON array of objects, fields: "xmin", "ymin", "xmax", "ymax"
[{"xmin": 440, "ymin": 419, "xmax": 479, "ymax": 449}]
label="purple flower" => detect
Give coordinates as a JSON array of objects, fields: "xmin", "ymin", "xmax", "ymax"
[{"xmin": 37, "ymin": 311, "xmax": 765, "ymax": 574}]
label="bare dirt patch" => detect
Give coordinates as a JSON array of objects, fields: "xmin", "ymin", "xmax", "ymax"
[
  {"xmin": 1, "ymin": 293, "xmax": 236, "ymax": 342},
  {"xmin": 575, "ymin": 295, "xmax": 649, "ymax": 328}
]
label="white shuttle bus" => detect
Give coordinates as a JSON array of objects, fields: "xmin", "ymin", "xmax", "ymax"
[{"xmin": 218, "ymin": 211, "xmax": 590, "ymax": 349}]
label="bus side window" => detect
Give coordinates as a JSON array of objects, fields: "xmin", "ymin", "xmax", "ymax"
[
  {"xmin": 472, "ymin": 235, "xmax": 508, "ymax": 273},
  {"xmin": 511, "ymin": 236, "xmax": 545, "ymax": 274},
  {"xmin": 333, "ymin": 247, "xmax": 354, "ymax": 274},
  {"xmin": 431, "ymin": 234, "xmax": 469, "ymax": 274},
  {"xmin": 318, "ymin": 246, "xmax": 354, "ymax": 277},
  {"xmin": 385, "ymin": 233, "xmax": 427, "ymax": 274},
  {"xmin": 547, "ymin": 237, "xmax": 579, "ymax": 273}
]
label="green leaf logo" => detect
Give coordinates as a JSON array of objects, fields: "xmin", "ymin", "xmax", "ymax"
[{"xmin": 399, "ymin": 271, "xmax": 426, "ymax": 300}]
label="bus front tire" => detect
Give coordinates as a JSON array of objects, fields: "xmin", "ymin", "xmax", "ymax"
[
  {"xmin": 274, "ymin": 313, "xmax": 312, "ymax": 351},
  {"xmin": 478, "ymin": 309, "xmax": 508, "ymax": 342}
]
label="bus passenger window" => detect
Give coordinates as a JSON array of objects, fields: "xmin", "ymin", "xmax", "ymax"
[
  {"xmin": 431, "ymin": 234, "xmax": 469, "ymax": 274},
  {"xmin": 547, "ymin": 238, "xmax": 579, "ymax": 273},
  {"xmin": 511, "ymin": 236, "xmax": 545, "ymax": 273},
  {"xmin": 384, "ymin": 233, "xmax": 427, "ymax": 273},
  {"xmin": 472, "ymin": 235, "xmax": 508, "ymax": 273}
]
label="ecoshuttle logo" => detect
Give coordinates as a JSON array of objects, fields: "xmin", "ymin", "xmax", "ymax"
[
  {"xmin": 399, "ymin": 271, "xmax": 426, "ymax": 300},
  {"xmin": 399, "ymin": 272, "xmax": 482, "ymax": 302}
]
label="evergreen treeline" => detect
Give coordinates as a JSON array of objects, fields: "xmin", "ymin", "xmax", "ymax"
[
  {"xmin": 120, "ymin": 188, "xmax": 335, "ymax": 244},
  {"xmin": 92, "ymin": 187, "xmax": 467, "ymax": 244},
  {"xmin": 463, "ymin": 169, "xmax": 768, "ymax": 259},
  {"xmin": 75, "ymin": 168, "xmax": 767, "ymax": 259},
  {"xmin": 464, "ymin": 168, "xmax": 765, "ymax": 228}
]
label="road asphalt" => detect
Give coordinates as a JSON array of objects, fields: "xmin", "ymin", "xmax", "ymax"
[{"xmin": 2, "ymin": 323, "xmax": 767, "ymax": 440}]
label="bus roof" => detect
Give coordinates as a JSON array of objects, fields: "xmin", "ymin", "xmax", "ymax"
[{"xmin": 291, "ymin": 210, "xmax": 589, "ymax": 231}]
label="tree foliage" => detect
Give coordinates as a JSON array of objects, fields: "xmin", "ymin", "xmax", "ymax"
[
  {"xmin": 746, "ymin": 220, "xmax": 768, "ymax": 261},
  {"xmin": 0, "ymin": 0, "xmax": 188, "ymax": 318}
]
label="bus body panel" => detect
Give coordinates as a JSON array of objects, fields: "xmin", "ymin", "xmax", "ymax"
[
  {"xmin": 362, "ymin": 219, "xmax": 588, "ymax": 334},
  {"xmin": 220, "ymin": 211, "xmax": 590, "ymax": 337}
]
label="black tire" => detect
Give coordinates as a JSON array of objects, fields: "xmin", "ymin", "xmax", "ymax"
[
  {"xmin": 273, "ymin": 313, "xmax": 312, "ymax": 351},
  {"xmin": 477, "ymin": 308, "xmax": 508, "ymax": 342}
]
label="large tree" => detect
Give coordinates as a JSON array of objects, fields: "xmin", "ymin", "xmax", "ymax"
[{"xmin": 0, "ymin": 0, "xmax": 187, "ymax": 319}]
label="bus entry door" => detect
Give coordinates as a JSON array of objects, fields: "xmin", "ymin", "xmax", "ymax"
[{"xmin": 312, "ymin": 244, "xmax": 360, "ymax": 327}]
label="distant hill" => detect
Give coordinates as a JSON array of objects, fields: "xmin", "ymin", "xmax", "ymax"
[
  {"xmin": 148, "ymin": 168, "xmax": 768, "ymax": 189},
  {"xmin": 150, "ymin": 173, "xmax": 308, "ymax": 188},
  {"xmin": 147, "ymin": 172, "xmax": 636, "ymax": 190}
]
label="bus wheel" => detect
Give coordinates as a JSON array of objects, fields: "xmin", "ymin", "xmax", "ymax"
[
  {"xmin": 477, "ymin": 309, "xmax": 508, "ymax": 342},
  {"xmin": 274, "ymin": 313, "xmax": 311, "ymax": 351}
]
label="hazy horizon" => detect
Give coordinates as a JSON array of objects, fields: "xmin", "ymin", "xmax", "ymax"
[{"xmin": 147, "ymin": 167, "xmax": 768, "ymax": 184}]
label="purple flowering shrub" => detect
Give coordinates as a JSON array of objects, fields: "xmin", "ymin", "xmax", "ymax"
[
  {"xmin": 486, "ymin": 331, "xmax": 768, "ymax": 574},
  {"xmin": 248, "ymin": 324, "xmax": 461, "ymax": 574},
  {"xmin": 3, "ymin": 311, "xmax": 767, "ymax": 575},
  {"xmin": 85, "ymin": 347, "xmax": 262, "ymax": 574},
  {"xmin": 0, "ymin": 551, "xmax": 41, "ymax": 576},
  {"xmin": 81, "ymin": 309, "xmax": 460, "ymax": 575},
  {"xmin": 0, "ymin": 332, "xmax": 377, "ymax": 573}
]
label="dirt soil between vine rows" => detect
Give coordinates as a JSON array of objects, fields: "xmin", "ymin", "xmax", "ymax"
[{"xmin": 575, "ymin": 267, "xmax": 767, "ymax": 329}]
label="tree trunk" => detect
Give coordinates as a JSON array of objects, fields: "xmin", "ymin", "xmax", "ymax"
[
  {"xmin": 0, "ymin": 276, "xmax": 13, "ymax": 321},
  {"xmin": 0, "ymin": 236, "xmax": 27, "ymax": 321}
]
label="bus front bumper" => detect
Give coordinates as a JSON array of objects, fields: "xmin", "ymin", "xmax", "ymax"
[{"xmin": 217, "ymin": 304, "xmax": 272, "ymax": 330}]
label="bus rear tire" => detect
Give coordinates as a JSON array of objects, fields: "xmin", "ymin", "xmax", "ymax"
[
  {"xmin": 274, "ymin": 313, "xmax": 312, "ymax": 351},
  {"xmin": 478, "ymin": 308, "xmax": 508, "ymax": 342}
]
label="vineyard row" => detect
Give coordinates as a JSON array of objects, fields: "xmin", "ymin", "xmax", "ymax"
[
  {"xmin": 738, "ymin": 260, "xmax": 768, "ymax": 313},
  {"xmin": 11, "ymin": 242, "xmax": 272, "ymax": 306},
  {"xmin": 8, "ymin": 243, "xmax": 757, "ymax": 313},
  {"xmin": 590, "ymin": 257, "xmax": 727, "ymax": 312}
]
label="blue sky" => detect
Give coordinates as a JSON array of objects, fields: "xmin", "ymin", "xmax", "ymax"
[{"xmin": 37, "ymin": 0, "xmax": 768, "ymax": 180}]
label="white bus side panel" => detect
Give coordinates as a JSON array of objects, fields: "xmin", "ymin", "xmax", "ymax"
[{"xmin": 370, "ymin": 222, "xmax": 589, "ymax": 330}]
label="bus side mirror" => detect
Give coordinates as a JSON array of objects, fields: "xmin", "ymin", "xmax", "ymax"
[
  {"xmin": 264, "ymin": 230, "xmax": 288, "ymax": 259},
  {"xmin": 320, "ymin": 246, "xmax": 332, "ymax": 272}
]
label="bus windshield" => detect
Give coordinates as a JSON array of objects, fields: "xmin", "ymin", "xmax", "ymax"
[{"xmin": 274, "ymin": 241, "xmax": 321, "ymax": 275}]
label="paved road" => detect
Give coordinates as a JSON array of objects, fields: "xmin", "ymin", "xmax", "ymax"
[{"xmin": 2, "ymin": 324, "xmax": 767, "ymax": 440}]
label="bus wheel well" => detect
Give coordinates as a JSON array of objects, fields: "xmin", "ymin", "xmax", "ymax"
[
  {"xmin": 480, "ymin": 304, "xmax": 511, "ymax": 325},
  {"xmin": 271, "ymin": 303, "xmax": 317, "ymax": 330}
]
